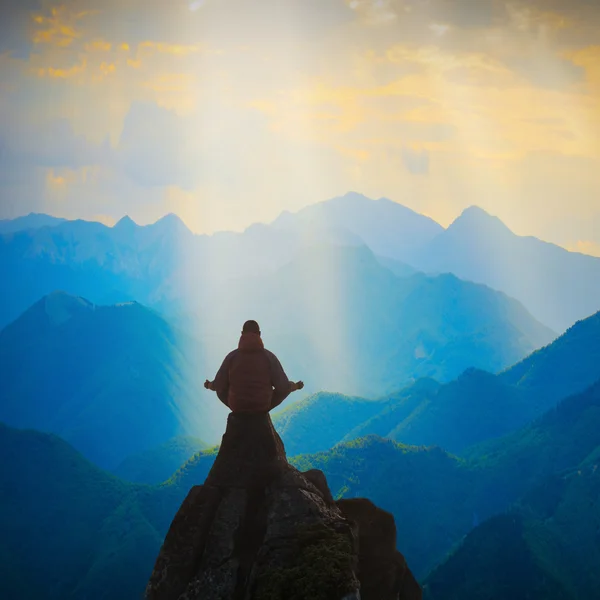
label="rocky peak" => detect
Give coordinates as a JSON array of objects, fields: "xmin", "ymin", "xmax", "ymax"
[
  {"xmin": 145, "ymin": 412, "xmax": 421, "ymax": 600},
  {"xmin": 114, "ymin": 215, "xmax": 138, "ymax": 231},
  {"xmin": 43, "ymin": 291, "xmax": 94, "ymax": 326}
]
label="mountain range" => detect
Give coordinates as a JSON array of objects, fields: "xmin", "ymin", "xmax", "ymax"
[
  {"xmin": 113, "ymin": 435, "xmax": 208, "ymax": 484},
  {"xmin": 0, "ymin": 259, "xmax": 554, "ymax": 469},
  {"xmin": 127, "ymin": 307, "xmax": 600, "ymax": 484},
  {"xmin": 295, "ymin": 378, "xmax": 600, "ymax": 581},
  {"xmin": 424, "ymin": 380, "xmax": 600, "ymax": 600},
  {"xmin": 1, "ymin": 193, "xmax": 599, "ymax": 335},
  {"xmin": 3, "ymin": 276, "xmax": 592, "ymax": 479},
  {"xmin": 411, "ymin": 205, "xmax": 600, "ymax": 332},
  {"xmin": 0, "ymin": 213, "xmax": 66, "ymax": 234},
  {"xmin": 3, "ymin": 375, "xmax": 599, "ymax": 598},
  {"xmin": 270, "ymin": 192, "xmax": 443, "ymax": 262},
  {"xmin": 0, "ymin": 422, "xmax": 175, "ymax": 600},
  {"xmin": 2, "ymin": 191, "xmax": 600, "ymax": 599},
  {"xmin": 192, "ymin": 243, "xmax": 554, "ymax": 397},
  {"xmin": 0, "ymin": 291, "xmax": 226, "ymax": 468},
  {"xmin": 272, "ymin": 308, "xmax": 600, "ymax": 456}
]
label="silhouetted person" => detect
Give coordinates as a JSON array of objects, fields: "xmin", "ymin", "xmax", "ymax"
[{"xmin": 204, "ymin": 320, "xmax": 304, "ymax": 412}]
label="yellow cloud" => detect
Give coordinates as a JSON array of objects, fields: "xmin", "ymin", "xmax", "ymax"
[
  {"xmin": 121, "ymin": 43, "xmax": 130, "ymax": 51},
  {"xmin": 46, "ymin": 170, "xmax": 67, "ymax": 187},
  {"xmin": 99, "ymin": 62, "xmax": 115, "ymax": 76},
  {"xmin": 568, "ymin": 45, "xmax": 600, "ymax": 91},
  {"xmin": 385, "ymin": 45, "xmax": 511, "ymax": 76},
  {"xmin": 37, "ymin": 57, "xmax": 87, "ymax": 79},
  {"xmin": 252, "ymin": 30, "xmax": 600, "ymax": 166},
  {"xmin": 138, "ymin": 41, "xmax": 203, "ymax": 56},
  {"xmin": 85, "ymin": 39, "xmax": 112, "ymax": 52},
  {"xmin": 31, "ymin": 6, "xmax": 93, "ymax": 48},
  {"xmin": 127, "ymin": 58, "xmax": 142, "ymax": 68}
]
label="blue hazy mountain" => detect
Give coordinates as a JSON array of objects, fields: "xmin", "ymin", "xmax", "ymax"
[
  {"xmin": 0, "ymin": 194, "xmax": 445, "ymax": 330},
  {"xmin": 412, "ymin": 206, "xmax": 600, "ymax": 332},
  {"xmin": 464, "ymin": 379, "xmax": 600, "ymax": 502},
  {"xmin": 2, "ymin": 379, "xmax": 599, "ymax": 596},
  {"xmin": 112, "ymin": 435, "xmax": 208, "ymax": 484},
  {"xmin": 273, "ymin": 392, "xmax": 392, "ymax": 456},
  {"xmin": 279, "ymin": 309, "xmax": 600, "ymax": 456},
  {"xmin": 0, "ymin": 422, "xmax": 180, "ymax": 600},
  {"xmin": 273, "ymin": 379, "xmax": 440, "ymax": 456},
  {"xmin": 424, "ymin": 381, "xmax": 600, "ymax": 600},
  {"xmin": 499, "ymin": 310, "xmax": 600, "ymax": 402},
  {"xmin": 423, "ymin": 513, "xmax": 573, "ymax": 600},
  {"xmin": 194, "ymin": 243, "xmax": 554, "ymax": 398},
  {"xmin": 0, "ymin": 212, "xmax": 66, "ymax": 234},
  {"xmin": 0, "ymin": 291, "xmax": 227, "ymax": 468},
  {"xmin": 3, "ymin": 199, "xmax": 599, "ymax": 336},
  {"xmin": 271, "ymin": 191, "xmax": 443, "ymax": 262},
  {"xmin": 344, "ymin": 370, "xmax": 530, "ymax": 454},
  {"xmin": 0, "ymin": 212, "xmax": 200, "ymax": 329},
  {"xmin": 295, "ymin": 379, "xmax": 600, "ymax": 579},
  {"xmin": 1, "ymin": 209, "xmax": 556, "ymax": 399},
  {"xmin": 0, "ymin": 247, "xmax": 553, "ymax": 473}
]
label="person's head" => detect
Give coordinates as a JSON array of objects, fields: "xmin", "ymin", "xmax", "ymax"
[{"xmin": 242, "ymin": 320, "xmax": 261, "ymax": 336}]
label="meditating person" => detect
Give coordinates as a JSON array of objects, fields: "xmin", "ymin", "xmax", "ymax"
[{"xmin": 204, "ymin": 320, "xmax": 304, "ymax": 413}]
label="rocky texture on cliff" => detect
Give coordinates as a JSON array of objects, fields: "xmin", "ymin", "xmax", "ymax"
[{"xmin": 146, "ymin": 412, "xmax": 421, "ymax": 600}]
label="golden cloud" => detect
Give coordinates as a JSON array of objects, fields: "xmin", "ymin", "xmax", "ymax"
[
  {"xmin": 385, "ymin": 45, "xmax": 512, "ymax": 77},
  {"xmin": 138, "ymin": 41, "xmax": 203, "ymax": 56},
  {"xmin": 568, "ymin": 45, "xmax": 600, "ymax": 90},
  {"xmin": 99, "ymin": 62, "xmax": 116, "ymax": 76},
  {"xmin": 85, "ymin": 39, "xmax": 112, "ymax": 52},
  {"xmin": 31, "ymin": 6, "xmax": 94, "ymax": 48},
  {"xmin": 46, "ymin": 169, "xmax": 67, "ymax": 186},
  {"xmin": 37, "ymin": 57, "xmax": 87, "ymax": 79},
  {"xmin": 248, "ymin": 31, "xmax": 600, "ymax": 169}
]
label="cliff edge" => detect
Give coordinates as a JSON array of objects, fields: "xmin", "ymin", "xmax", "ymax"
[{"xmin": 145, "ymin": 412, "xmax": 421, "ymax": 600}]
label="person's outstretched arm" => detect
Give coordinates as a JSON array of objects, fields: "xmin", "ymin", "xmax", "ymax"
[
  {"xmin": 205, "ymin": 352, "xmax": 234, "ymax": 407},
  {"xmin": 268, "ymin": 352, "xmax": 303, "ymax": 410}
]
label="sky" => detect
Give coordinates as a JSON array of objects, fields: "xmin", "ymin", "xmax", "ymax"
[{"xmin": 0, "ymin": 0, "xmax": 599, "ymax": 255}]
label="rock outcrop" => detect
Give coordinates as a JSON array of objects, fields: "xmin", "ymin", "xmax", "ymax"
[{"xmin": 146, "ymin": 412, "xmax": 421, "ymax": 600}]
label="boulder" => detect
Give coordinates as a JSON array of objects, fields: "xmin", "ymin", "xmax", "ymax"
[{"xmin": 146, "ymin": 412, "xmax": 421, "ymax": 600}]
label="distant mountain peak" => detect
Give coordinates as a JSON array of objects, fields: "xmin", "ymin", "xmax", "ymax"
[
  {"xmin": 462, "ymin": 205, "xmax": 491, "ymax": 218},
  {"xmin": 114, "ymin": 215, "xmax": 138, "ymax": 229},
  {"xmin": 0, "ymin": 213, "xmax": 66, "ymax": 235},
  {"xmin": 339, "ymin": 190, "xmax": 373, "ymax": 201},
  {"xmin": 152, "ymin": 213, "xmax": 192, "ymax": 235},
  {"xmin": 42, "ymin": 291, "xmax": 94, "ymax": 326},
  {"xmin": 155, "ymin": 212, "xmax": 184, "ymax": 225},
  {"xmin": 449, "ymin": 205, "xmax": 513, "ymax": 235}
]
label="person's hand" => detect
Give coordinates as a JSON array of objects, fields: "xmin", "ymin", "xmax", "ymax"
[
  {"xmin": 204, "ymin": 379, "xmax": 212, "ymax": 390},
  {"xmin": 295, "ymin": 380, "xmax": 304, "ymax": 390}
]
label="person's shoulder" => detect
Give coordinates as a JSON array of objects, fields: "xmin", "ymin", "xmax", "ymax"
[
  {"xmin": 225, "ymin": 349, "xmax": 239, "ymax": 360},
  {"xmin": 264, "ymin": 349, "xmax": 281, "ymax": 362}
]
